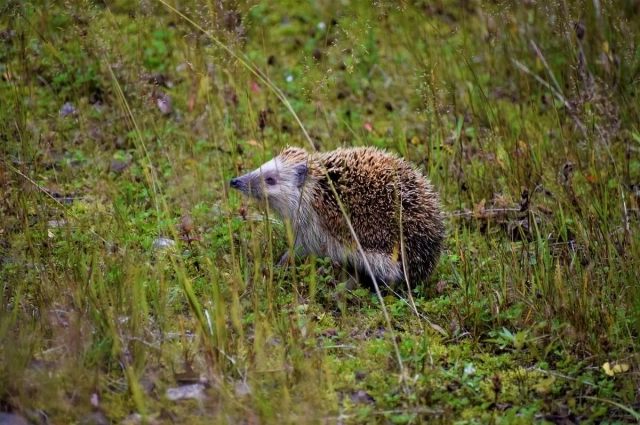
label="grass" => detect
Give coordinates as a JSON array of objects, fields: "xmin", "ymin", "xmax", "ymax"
[{"xmin": 1, "ymin": 0, "xmax": 639, "ymax": 423}]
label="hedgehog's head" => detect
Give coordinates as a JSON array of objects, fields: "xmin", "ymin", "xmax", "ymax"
[{"xmin": 229, "ymin": 147, "xmax": 311, "ymax": 219}]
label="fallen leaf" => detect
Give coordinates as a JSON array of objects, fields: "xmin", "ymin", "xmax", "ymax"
[
  {"xmin": 90, "ymin": 392, "xmax": 100, "ymax": 408},
  {"xmin": 110, "ymin": 159, "xmax": 129, "ymax": 174},
  {"xmin": 121, "ymin": 413, "xmax": 160, "ymax": 425},
  {"xmin": 152, "ymin": 237, "xmax": 175, "ymax": 252},
  {"xmin": 234, "ymin": 381, "xmax": 252, "ymax": 397},
  {"xmin": 146, "ymin": 73, "xmax": 172, "ymax": 88},
  {"xmin": 350, "ymin": 390, "xmax": 375, "ymax": 404},
  {"xmin": 79, "ymin": 411, "xmax": 109, "ymax": 425},
  {"xmin": 156, "ymin": 93, "xmax": 172, "ymax": 115},
  {"xmin": 60, "ymin": 102, "xmax": 77, "ymax": 117},
  {"xmin": 179, "ymin": 212, "xmax": 194, "ymax": 236},
  {"xmin": 320, "ymin": 328, "xmax": 338, "ymax": 337},
  {"xmin": 472, "ymin": 199, "xmax": 486, "ymax": 218},
  {"xmin": 602, "ymin": 362, "xmax": 630, "ymax": 376},
  {"xmin": 166, "ymin": 383, "xmax": 207, "ymax": 401},
  {"xmin": 0, "ymin": 413, "xmax": 30, "ymax": 425},
  {"xmin": 48, "ymin": 220, "xmax": 68, "ymax": 228}
]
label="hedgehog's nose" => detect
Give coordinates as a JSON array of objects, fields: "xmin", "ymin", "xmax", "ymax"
[{"xmin": 230, "ymin": 178, "xmax": 241, "ymax": 188}]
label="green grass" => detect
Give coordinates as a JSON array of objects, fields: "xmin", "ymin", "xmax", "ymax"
[{"xmin": 1, "ymin": 0, "xmax": 639, "ymax": 423}]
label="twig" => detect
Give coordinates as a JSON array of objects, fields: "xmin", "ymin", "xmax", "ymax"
[
  {"xmin": 530, "ymin": 40, "xmax": 564, "ymax": 96},
  {"xmin": 0, "ymin": 157, "xmax": 125, "ymax": 255},
  {"xmin": 512, "ymin": 59, "xmax": 587, "ymax": 136},
  {"xmin": 527, "ymin": 367, "xmax": 597, "ymax": 387},
  {"xmin": 449, "ymin": 207, "xmax": 523, "ymax": 218},
  {"xmin": 621, "ymin": 185, "xmax": 631, "ymax": 243}
]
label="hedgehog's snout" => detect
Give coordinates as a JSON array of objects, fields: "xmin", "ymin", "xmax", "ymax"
[
  {"xmin": 229, "ymin": 177, "xmax": 242, "ymax": 188},
  {"xmin": 230, "ymin": 174, "xmax": 262, "ymax": 200},
  {"xmin": 229, "ymin": 176, "xmax": 249, "ymax": 194}
]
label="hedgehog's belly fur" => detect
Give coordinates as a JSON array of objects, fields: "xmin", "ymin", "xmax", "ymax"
[{"xmin": 293, "ymin": 213, "xmax": 403, "ymax": 284}]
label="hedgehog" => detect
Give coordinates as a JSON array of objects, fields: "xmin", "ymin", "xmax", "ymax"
[{"xmin": 229, "ymin": 146, "xmax": 444, "ymax": 289}]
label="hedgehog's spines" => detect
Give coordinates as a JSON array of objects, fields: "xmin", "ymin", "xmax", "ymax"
[{"xmin": 230, "ymin": 146, "xmax": 444, "ymax": 288}]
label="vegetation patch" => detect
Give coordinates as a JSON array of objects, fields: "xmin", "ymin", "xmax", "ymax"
[{"xmin": 1, "ymin": 0, "xmax": 639, "ymax": 423}]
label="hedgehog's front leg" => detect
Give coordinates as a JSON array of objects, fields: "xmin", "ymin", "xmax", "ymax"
[{"xmin": 276, "ymin": 245, "xmax": 310, "ymax": 268}]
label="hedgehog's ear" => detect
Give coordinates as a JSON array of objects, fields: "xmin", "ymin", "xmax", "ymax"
[{"xmin": 293, "ymin": 163, "xmax": 308, "ymax": 187}]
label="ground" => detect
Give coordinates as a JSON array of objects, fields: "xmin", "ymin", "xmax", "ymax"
[{"xmin": 0, "ymin": 0, "xmax": 639, "ymax": 423}]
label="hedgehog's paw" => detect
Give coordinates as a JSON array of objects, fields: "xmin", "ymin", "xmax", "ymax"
[
  {"xmin": 276, "ymin": 251, "xmax": 291, "ymax": 268},
  {"xmin": 345, "ymin": 274, "xmax": 360, "ymax": 290}
]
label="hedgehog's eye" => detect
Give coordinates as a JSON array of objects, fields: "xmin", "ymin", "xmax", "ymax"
[{"xmin": 264, "ymin": 177, "xmax": 277, "ymax": 186}]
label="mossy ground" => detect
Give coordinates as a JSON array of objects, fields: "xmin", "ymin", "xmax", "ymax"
[{"xmin": 1, "ymin": 0, "xmax": 639, "ymax": 423}]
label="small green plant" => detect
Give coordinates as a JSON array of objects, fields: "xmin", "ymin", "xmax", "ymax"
[{"xmin": 487, "ymin": 327, "xmax": 537, "ymax": 353}]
